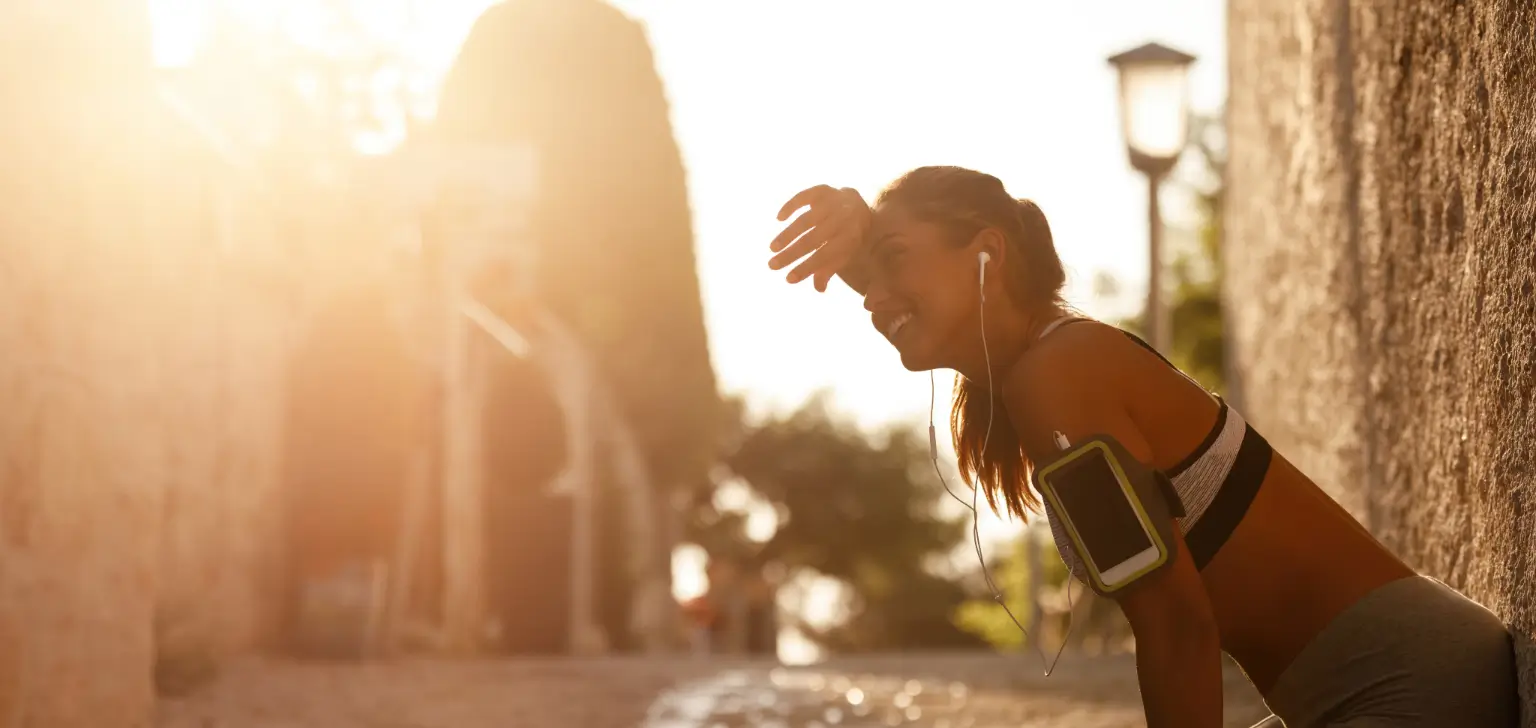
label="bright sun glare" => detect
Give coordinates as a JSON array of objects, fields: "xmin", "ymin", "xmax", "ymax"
[
  {"xmin": 148, "ymin": 0, "xmax": 470, "ymax": 72},
  {"xmin": 146, "ymin": 0, "xmax": 1229, "ymax": 665}
]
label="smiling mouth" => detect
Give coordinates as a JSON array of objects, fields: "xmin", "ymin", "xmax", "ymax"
[{"xmin": 886, "ymin": 313, "xmax": 914, "ymax": 340}]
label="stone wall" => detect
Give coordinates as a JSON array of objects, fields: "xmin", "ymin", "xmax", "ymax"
[
  {"xmin": 1227, "ymin": 0, "xmax": 1536, "ymax": 721},
  {"xmin": 0, "ymin": 6, "xmax": 163, "ymax": 726},
  {"xmin": 0, "ymin": 5, "xmax": 298, "ymax": 723},
  {"xmin": 148, "ymin": 134, "xmax": 297, "ymax": 669}
]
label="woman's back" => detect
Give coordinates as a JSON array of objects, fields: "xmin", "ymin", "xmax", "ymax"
[{"xmin": 1036, "ymin": 318, "xmax": 1415, "ymax": 693}]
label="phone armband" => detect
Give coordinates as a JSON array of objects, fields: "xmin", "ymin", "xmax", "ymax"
[{"xmin": 1031, "ymin": 435, "xmax": 1185, "ymax": 597}]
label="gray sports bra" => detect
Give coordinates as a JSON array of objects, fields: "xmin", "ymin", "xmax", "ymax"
[{"xmin": 1035, "ymin": 316, "xmax": 1274, "ymax": 578}]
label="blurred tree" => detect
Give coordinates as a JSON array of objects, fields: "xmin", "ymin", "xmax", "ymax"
[
  {"xmin": 953, "ymin": 536, "xmax": 1060, "ymax": 651},
  {"xmin": 192, "ymin": 0, "xmax": 424, "ymax": 149},
  {"xmin": 951, "ymin": 534, "xmax": 1133, "ymax": 654},
  {"xmin": 702, "ymin": 394, "xmax": 984, "ymax": 653},
  {"xmin": 1115, "ymin": 110, "xmax": 1227, "ymax": 393}
]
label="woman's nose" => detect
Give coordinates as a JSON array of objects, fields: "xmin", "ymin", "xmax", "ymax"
[{"xmin": 862, "ymin": 285, "xmax": 890, "ymax": 312}]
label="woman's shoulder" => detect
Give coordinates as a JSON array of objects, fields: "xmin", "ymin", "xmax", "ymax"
[
  {"xmin": 1005, "ymin": 317, "xmax": 1178, "ymax": 408},
  {"xmin": 1004, "ymin": 319, "xmax": 1116, "ymax": 405},
  {"xmin": 1015, "ymin": 317, "xmax": 1139, "ymax": 376},
  {"xmin": 1013, "ymin": 317, "xmax": 1219, "ymax": 441},
  {"xmin": 1000, "ymin": 317, "xmax": 1157, "ymax": 462}
]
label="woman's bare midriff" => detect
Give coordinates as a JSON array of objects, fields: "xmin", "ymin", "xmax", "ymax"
[{"xmin": 1198, "ymin": 454, "xmax": 1415, "ymax": 694}]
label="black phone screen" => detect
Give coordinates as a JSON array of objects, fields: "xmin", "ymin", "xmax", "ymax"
[{"xmin": 1049, "ymin": 449, "xmax": 1153, "ymax": 570}]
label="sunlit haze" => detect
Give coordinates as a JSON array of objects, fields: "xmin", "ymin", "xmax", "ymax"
[
  {"xmin": 150, "ymin": 0, "xmax": 1225, "ymax": 433},
  {"xmin": 150, "ymin": 0, "xmax": 1227, "ymax": 662}
]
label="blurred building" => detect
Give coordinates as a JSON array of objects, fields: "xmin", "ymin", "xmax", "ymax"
[
  {"xmin": 149, "ymin": 64, "xmax": 308, "ymax": 676},
  {"xmin": 0, "ymin": 0, "xmax": 716, "ymax": 722},
  {"xmin": 1226, "ymin": 0, "xmax": 1535, "ymax": 717},
  {"xmin": 426, "ymin": 0, "xmax": 720, "ymax": 655},
  {"xmin": 278, "ymin": 0, "xmax": 719, "ymax": 658}
]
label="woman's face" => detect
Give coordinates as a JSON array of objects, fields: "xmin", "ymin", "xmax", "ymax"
[{"xmin": 858, "ymin": 205, "xmax": 984, "ymax": 372}]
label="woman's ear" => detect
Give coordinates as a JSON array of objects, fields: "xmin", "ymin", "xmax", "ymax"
[{"xmin": 971, "ymin": 227, "xmax": 1007, "ymax": 277}]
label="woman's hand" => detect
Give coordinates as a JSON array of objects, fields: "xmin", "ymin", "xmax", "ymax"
[{"xmin": 769, "ymin": 185, "xmax": 871, "ymax": 292}]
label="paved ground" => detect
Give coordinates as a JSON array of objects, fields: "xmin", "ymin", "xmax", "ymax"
[{"xmin": 156, "ymin": 652, "xmax": 1272, "ymax": 727}]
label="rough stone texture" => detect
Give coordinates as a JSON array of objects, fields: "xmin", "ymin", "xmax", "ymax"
[
  {"xmin": 148, "ymin": 145, "xmax": 296, "ymax": 663},
  {"xmin": 0, "ymin": 117, "xmax": 294, "ymax": 723},
  {"xmin": 0, "ymin": 5, "xmax": 297, "ymax": 724},
  {"xmin": 0, "ymin": 5, "xmax": 163, "ymax": 727},
  {"xmin": 1228, "ymin": 0, "xmax": 1536, "ymax": 722},
  {"xmin": 1225, "ymin": 0, "xmax": 1372, "ymax": 520}
]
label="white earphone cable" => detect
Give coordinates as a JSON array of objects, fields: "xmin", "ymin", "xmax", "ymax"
[{"xmin": 925, "ymin": 251, "xmax": 1075, "ymax": 676}]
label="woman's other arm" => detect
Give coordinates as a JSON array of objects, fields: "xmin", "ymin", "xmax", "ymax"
[{"xmin": 1004, "ymin": 326, "xmax": 1224, "ymax": 728}]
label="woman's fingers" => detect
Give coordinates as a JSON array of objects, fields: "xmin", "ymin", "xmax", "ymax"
[
  {"xmin": 770, "ymin": 184, "xmax": 868, "ymax": 291},
  {"xmin": 769, "ymin": 214, "xmax": 849, "ymax": 271},
  {"xmin": 769, "ymin": 202, "xmax": 834, "ymax": 253},
  {"xmin": 776, "ymin": 184, "xmax": 837, "ymax": 222},
  {"xmin": 786, "ymin": 228, "xmax": 859, "ymax": 289},
  {"xmin": 770, "ymin": 184, "xmax": 843, "ymax": 252}
]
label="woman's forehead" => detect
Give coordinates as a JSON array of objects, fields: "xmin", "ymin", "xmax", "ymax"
[
  {"xmin": 869, "ymin": 205, "xmax": 943, "ymax": 242},
  {"xmin": 868, "ymin": 204, "xmax": 915, "ymax": 233}
]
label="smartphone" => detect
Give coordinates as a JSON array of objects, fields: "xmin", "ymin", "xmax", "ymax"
[{"xmin": 1036, "ymin": 441, "xmax": 1168, "ymax": 592}]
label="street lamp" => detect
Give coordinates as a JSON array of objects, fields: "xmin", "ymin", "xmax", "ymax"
[{"xmin": 1108, "ymin": 42, "xmax": 1197, "ymax": 355}]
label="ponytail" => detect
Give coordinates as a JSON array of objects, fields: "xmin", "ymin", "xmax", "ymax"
[{"xmin": 950, "ymin": 375, "xmax": 1039, "ymax": 520}]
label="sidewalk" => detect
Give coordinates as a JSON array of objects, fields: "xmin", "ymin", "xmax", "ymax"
[{"xmin": 156, "ymin": 652, "xmax": 1271, "ymax": 727}]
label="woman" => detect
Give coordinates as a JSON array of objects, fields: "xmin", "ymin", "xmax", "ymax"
[{"xmin": 765, "ymin": 166, "xmax": 1519, "ymax": 727}]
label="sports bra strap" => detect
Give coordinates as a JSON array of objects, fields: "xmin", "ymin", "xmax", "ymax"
[
  {"xmin": 1036, "ymin": 314, "xmax": 1085, "ymax": 340},
  {"xmin": 1036, "ymin": 315, "xmax": 1212, "ymax": 394}
]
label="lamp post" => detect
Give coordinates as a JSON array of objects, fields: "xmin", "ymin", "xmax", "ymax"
[{"xmin": 1108, "ymin": 42, "xmax": 1197, "ymax": 355}]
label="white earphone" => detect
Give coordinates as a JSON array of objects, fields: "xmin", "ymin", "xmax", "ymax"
[{"xmin": 923, "ymin": 243, "xmax": 1076, "ymax": 677}]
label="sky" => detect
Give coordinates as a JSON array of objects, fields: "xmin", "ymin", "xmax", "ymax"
[
  {"xmin": 606, "ymin": 0, "xmax": 1228, "ymax": 431},
  {"xmin": 149, "ymin": 0, "xmax": 1228, "ymax": 661}
]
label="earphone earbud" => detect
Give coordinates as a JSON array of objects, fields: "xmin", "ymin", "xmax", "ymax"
[{"xmin": 978, "ymin": 250, "xmax": 991, "ymax": 290}]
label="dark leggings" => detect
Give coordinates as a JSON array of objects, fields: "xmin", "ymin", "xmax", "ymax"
[{"xmin": 1250, "ymin": 576, "xmax": 1518, "ymax": 727}]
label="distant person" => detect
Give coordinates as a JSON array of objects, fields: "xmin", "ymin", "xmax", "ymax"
[
  {"xmin": 678, "ymin": 595, "xmax": 716, "ymax": 656},
  {"xmin": 765, "ymin": 167, "xmax": 1519, "ymax": 727}
]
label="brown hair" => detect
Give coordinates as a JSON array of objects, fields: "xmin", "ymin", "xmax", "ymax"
[{"xmin": 874, "ymin": 166, "xmax": 1066, "ymax": 519}]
